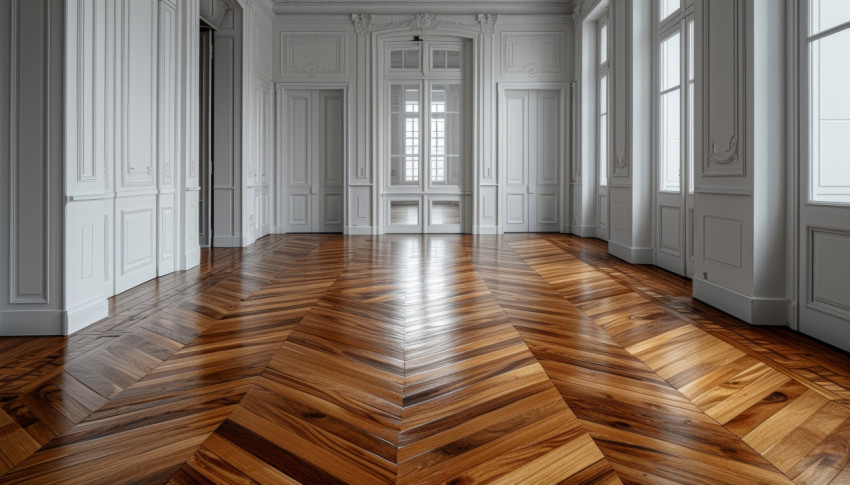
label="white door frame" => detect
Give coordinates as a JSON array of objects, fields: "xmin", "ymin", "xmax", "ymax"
[
  {"xmin": 497, "ymin": 82, "xmax": 570, "ymax": 234},
  {"xmin": 274, "ymin": 83, "xmax": 351, "ymax": 234}
]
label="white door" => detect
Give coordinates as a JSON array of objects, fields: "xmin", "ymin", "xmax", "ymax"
[
  {"xmin": 798, "ymin": 10, "xmax": 850, "ymax": 351},
  {"xmin": 284, "ymin": 90, "xmax": 344, "ymax": 233},
  {"xmin": 502, "ymin": 89, "xmax": 561, "ymax": 233},
  {"xmin": 655, "ymin": 19, "xmax": 695, "ymax": 277}
]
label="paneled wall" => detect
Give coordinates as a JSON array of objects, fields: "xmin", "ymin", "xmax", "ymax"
[
  {"xmin": 63, "ymin": 0, "xmax": 181, "ymax": 331},
  {"xmin": 271, "ymin": 12, "xmax": 573, "ymax": 235},
  {"xmin": 0, "ymin": 0, "xmax": 65, "ymax": 334},
  {"xmin": 692, "ymin": 0, "xmax": 787, "ymax": 325}
]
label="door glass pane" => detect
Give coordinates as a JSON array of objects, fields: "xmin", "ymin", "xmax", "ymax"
[
  {"xmin": 390, "ymin": 201, "xmax": 419, "ymax": 225},
  {"xmin": 659, "ymin": 0, "xmax": 679, "ymax": 22},
  {"xmin": 688, "ymin": 19, "xmax": 695, "ymax": 193},
  {"xmin": 431, "ymin": 84, "xmax": 461, "ymax": 186},
  {"xmin": 599, "ymin": 74, "xmax": 608, "ymax": 187},
  {"xmin": 810, "ymin": 28, "xmax": 850, "ymax": 202},
  {"xmin": 600, "ymin": 23, "xmax": 608, "ymax": 65},
  {"xmin": 431, "ymin": 201, "xmax": 460, "ymax": 225},
  {"xmin": 660, "ymin": 32, "xmax": 681, "ymax": 91},
  {"xmin": 659, "ymin": 31, "xmax": 681, "ymax": 193},
  {"xmin": 390, "ymin": 84, "xmax": 420, "ymax": 186},
  {"xmin": 660, "ymin": 89, "xmax": 681, "ymax": 192},
  {"xmin": 810, "ymin": 0, "xmax": 850, "ymax": 37}
]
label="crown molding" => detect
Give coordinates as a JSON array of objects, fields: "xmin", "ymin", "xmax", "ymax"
[{"xmin": 272, "ymin": 0, "xmax": 576, "ymax": 16}]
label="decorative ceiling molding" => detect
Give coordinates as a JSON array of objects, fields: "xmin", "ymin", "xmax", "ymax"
[
  {"xmin": 477, "ymin": 13, "xmax": 497, "ymax": 34},
  {"xmin": 381, "ymin": 13, "xmax": 467, "ymax": 33},
  {"xmin": 351, "ymin": 13, "xmax": 373, "ymax": 34},
  {"xmin": 271, "ymin": 0, "xmax": 576, "ymax": 16}
]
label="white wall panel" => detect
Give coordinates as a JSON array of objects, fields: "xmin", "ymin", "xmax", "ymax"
[
  {"xmin": 501, "ymin": 32, "xmax": 565, "ymax": 78},
  {"xmin": 115, "ymin": 196, "xmax": 157, "ymax": 293},
  {"xmin": 280, "ymin": 33, "xmax": 347, "ymax": 78},
  {"xmin": 122, "ymin": 0, "xmax": 157, "ymax": 188},
  {"xmin": 659, "ymin": 206, "xmax": 681, "ymax": 256},
  {"xmin": 811, "ymin": 229, "xmax": 850, "ymax": 315}
]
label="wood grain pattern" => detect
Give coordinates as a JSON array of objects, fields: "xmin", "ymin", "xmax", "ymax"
[{"xmin": 0, "ymin": 234, "xmax": 849, "ymax": 483}]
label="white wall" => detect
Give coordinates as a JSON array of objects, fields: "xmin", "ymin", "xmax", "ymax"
[
  {"xmin": 0, "ymin": 0, "xmax": 273, "ymax": 335},
  {"xmin": 691, "ymin": 0, "xmax": 787, "ymax": 325},
  {"xmin": 0, "ymin": 0, "xmax": 66, "ymax": 334}
]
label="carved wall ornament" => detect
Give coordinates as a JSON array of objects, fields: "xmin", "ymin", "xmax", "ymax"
[
  {"xmin": 571, "ymin": 4, "xmax": 583, "ymax": 25},
  {"xmin": 706, "ymin": 134, "xmax": 738, "ymax": 166},
  {"xmin": 477, "ymin": 14, "xmax": 497, "ymax": 35},
  {"xmin": 382, "ymin": 13, "xmax": 465, "ymax": 34},
  {"xmin": 615, "ymin": 152, "xmax": 627, "ymax": 170},
  {"xmin": 351, "ymin": 14, "xmax": 372, "ymax": 35},
  {"xmin": 410, "ymin": 13, "xmax": 439, "ymax": 32}
]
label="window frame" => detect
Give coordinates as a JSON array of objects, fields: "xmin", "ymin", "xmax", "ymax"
[
  {"xmin": 804, "ymin": 2, "xmax": 850, "ymax": 205},
  {"xmin": 655, "ymin": 1, "xmax": 695, "ymax": 195},
  {"xmin": 598, "ymin": 16, "xmax": 610, "ymax": 187}
]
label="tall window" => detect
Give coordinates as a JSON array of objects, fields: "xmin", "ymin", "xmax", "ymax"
[
  {"xmin": 656, "ymin": 1, "xmax": 694, "ymax": 193},
  {"xmin": 599, "ymin": 18, "xmax": 609, "ymax": 187},
  {"xmin": 808, "ymin": 1, "xmax": 850, "ymax": 203},
  {"xmin": 387, "ymin": 43, "xmax": 465, "ymax": 189}
]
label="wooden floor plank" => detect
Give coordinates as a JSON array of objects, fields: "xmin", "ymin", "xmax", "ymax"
[{"xmin": 0, "ymin": 234, "xmax": 849, "ymax": 483}]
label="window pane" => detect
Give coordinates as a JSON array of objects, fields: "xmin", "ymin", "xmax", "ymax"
[
  {"xmin": 688, "ymin": 20, "xmax": 695, "ymax": 82},
  {"xmin": 810, "ymin": 28, "xmax": 850, "ymax": 202},
  {"xmin": 688, "ymin": 19, "xmax": 695, "ymax": 193},
  {"xmin": 810, "ymin": 0, "xmax": 850, "ymax": 37},
  {"xmin": 660, "ymin": 32, "xmax": 681, "ymax": 91},
  {"xmin": 688, "ymin": 81, "xmax": 695, "ymax": 193},
  {"xmin": 433, "ymin": 49, "xmax": 447, "ymax": 69},
  {"xmin": 659, "ymin": 0, "xmax": 679, "ymax": 22},
  {"xmin": 599, "ymin": 73, "xmax": 608, "ymax": 187},
  {"xmin": 600, "ymin": 113, "xmax": 608, "ymax": 186},
  {"xmin": 390, "ymin": 84, "xmax": 420, "ymax": 186},
  {"xmin": 600, "ymin": 23, "xmax": 608, "ymax": 65},
  {"xmin": 660, "ymin": 89, "xmax": 681, "ymax": 192},
  {"xmin": 600, "ymin": 74, "xmax": 608, "ymax": 114},
  {"xmin": 404, "ymin": 49, "xmax": 420, "ymax": 69},
  {"xmin": 390, "ymin": 50, "xmax": 404, "ymax": 69},
  {"xmin": 431, "ymin": 84, "xmax": 462, "ymax": 186},
  {"xmin": 446, "ymin": 50, "xmax": 461, "ymax": 69}
]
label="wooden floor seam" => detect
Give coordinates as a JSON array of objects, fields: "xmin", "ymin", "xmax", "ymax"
[{"xmin": 2, "ymin": 234, "xmax": 850, "ymax": 484}]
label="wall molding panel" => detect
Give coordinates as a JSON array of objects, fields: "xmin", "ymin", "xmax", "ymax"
[
  {"xmin": 501, "ymin": 32, "xmax": 565, "ymax": 78},
  {"xmin": 1, "ymin": 0, "xmax": 65, "ymax": 333},
  {"xmin": 280, "ymin": 33, "xmax": 347, "ymax": 77},
  {"xmin": 699, "ymin": 0, "xmax": 746, "ymax": 183}
]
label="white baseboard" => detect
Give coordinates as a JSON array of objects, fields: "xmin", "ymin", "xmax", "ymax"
[
  {"xmin": 608, "ymin": 240, "xmax": 654, "ymax": 265},
  {"xmin": 474, "ymin": 225, "xmax": 500, "ymax": 235},
  {"xmin": 65, "ymin": 298, "xmax": 108, "ymax": 335},
  {"xmin": 571, "ymin": 224, "xmax": 597, "ymax": 238},
  {"xmin": 185, "ymin": 248, "xmax": 201, "ymax": 269},
  {"xmin": 693, "ymin": 277, "xmax": 788, "ymax": 326},
  {"xmin": 344, "ymin": 226, "xmax": 373, "ymax": 235},
  {"xmin": 0, "ymin": 310, "xmax": 65, "ymax": 336},
  {"xmin": 272, "ymin": 225, "xmax": 287, "ymax": 234},
  {"xmin": 213, "ymin": 236, "xmax": 244, "ymax": 247}
]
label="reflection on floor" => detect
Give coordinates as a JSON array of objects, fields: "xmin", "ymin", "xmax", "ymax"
[{"xmin": 1, "ymin": 234, "xmax": 850, "ymax": 483}]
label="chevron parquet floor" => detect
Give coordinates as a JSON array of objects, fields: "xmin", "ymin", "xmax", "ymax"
[{"xmin": 2, "ymin": 234, "xmax": 850, "ymax": 483}]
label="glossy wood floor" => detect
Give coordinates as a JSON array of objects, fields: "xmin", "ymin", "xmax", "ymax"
[{"xmin": 2, "ymin": 235, "xmax": 850, "ymax": 484}]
